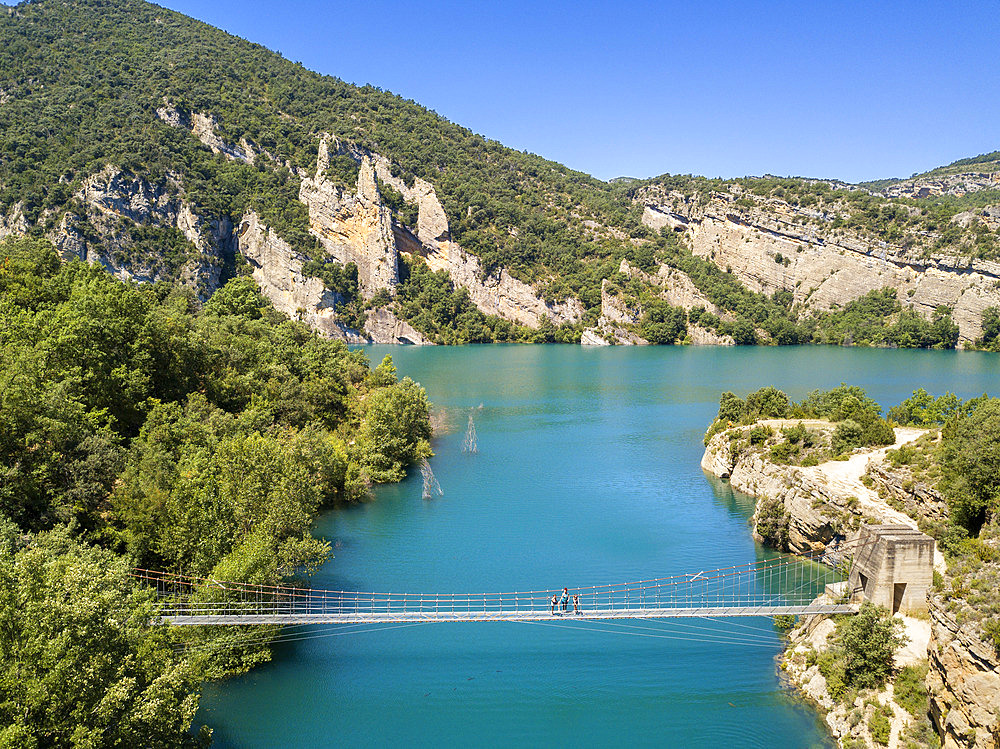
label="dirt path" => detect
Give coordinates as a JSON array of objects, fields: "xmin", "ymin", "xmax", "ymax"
[
  {"xmin": 757, "ymin": 423, "xmax": 946, "ymax": 571},
  {"xmin": 803, "ymin": 427, "xmax": 925, "ymax": 527},
  {"xmin": 755, "ymin": 422, "xmax": 926, "ymax": 528}
]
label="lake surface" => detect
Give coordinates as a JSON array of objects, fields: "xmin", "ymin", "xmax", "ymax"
[{"xmin": 198, "ymin": 345, "xmax": 999, "ymax": 748}]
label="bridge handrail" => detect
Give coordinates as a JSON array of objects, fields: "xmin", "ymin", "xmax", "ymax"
[
  {"xmin": 132, "ymin": 536, "xmax": 870, "ymax": 604},
  {"xmin": 135, "ymin": 536, "xmax": 875, "ymax": 619}
]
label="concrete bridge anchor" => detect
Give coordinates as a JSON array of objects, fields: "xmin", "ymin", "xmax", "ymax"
[{"xmin": 847, "ymin": 524, "xmax": 935, "ymax": 614}]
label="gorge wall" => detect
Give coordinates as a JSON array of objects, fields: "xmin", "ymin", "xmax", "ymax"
[
  {"xmin": 0, "ymin": 113, "xmax": 584, "ymax": 344},
  {"xmin": 641, "ymin": 188, "xmax": 1000, "ymax": 343}
]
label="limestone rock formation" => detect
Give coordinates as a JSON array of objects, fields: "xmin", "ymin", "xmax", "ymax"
[
  {"xmin": 236, "ymin": 211, "xmax": 363, "ymax": 342},
  {"xmin": 600, "ymin": 276, "xmax": 642, "ymax": 326},
  {"xmin": 373, "ymin": 149, "xmax": 584, "ymax": 328},
  {"xmin": 687, "ymin": 325, "xmax": 736, "ymax": 346},
  {"xmin": 927, "ymin": 599, "xmax": 1000, "ymax": 749},
  {"xmin": 0, "ymin": 201, "xmax": 28, "ymax": 239},
  {"xmin": 363, "ymin": 307, "xmax": 433, "ymax": 345},
  {"xmin": 43, "ymin": 166, "xmax": 226, "ymax": 295},
  {"xmin": 706, "ymin": 422, "xmax": 998, "ymax": 749},
  {"xmin": 701, "ymin": 422, "xmax": 926, "ymax": 553},
  {"xmin": 298, "ymin": 151, "xmax": 398, "ymax": 298},
  {"xmin": 582, "ymin": 262, "xmax": 733, "ymax": 346},
  {"xmin": 156, "ymin": 102, "xmax": 252, "ymax": 163},
  {"xmin": 782, "ymin": 600, "xmax": 935, "ymax": 748},
  {"xmin": 580, "ymin": 278, "xmax": 649, "ymax": 345},
  {"xmin": 420, "ymin": 239, "xmax": 584, "ymax": 328},
  {"xmin": 881, "ymin": 172, "xmax": 1000, "ymax": 200},
  {"xmin": 866, "ymin": 462, "xmax": 949, "ymax": 525},
  {"xmin": 579, "ymin": 328, "xmax": 611, "ymax": 346},
  {"xmin": 371, "ymin": 155, "xmax": 450, "ymax": 246},
  {"xmin": 640, "ymin": 188, "xmax": 1000, "ymax": 343},
  {"xmin": 21, "ymin": 116, "xmax": 583, "ymax": 339}
]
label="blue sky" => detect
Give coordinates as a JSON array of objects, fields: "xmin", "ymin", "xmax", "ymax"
[{"xmin": 48, "ymin": 1, "xmax": 1000, "ymax": 181}]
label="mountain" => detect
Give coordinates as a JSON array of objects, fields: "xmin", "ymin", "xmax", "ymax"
[{"xmin": 2, "ymin": 0, "xmax": 1000, "ymax": 348}]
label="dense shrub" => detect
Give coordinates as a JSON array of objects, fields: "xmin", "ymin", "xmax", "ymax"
[
  {"xmin": 868, "ymin": 703, "xmax": 892, "ymax": 746},
  {"xmin": 892, "ymin": 665, "xmax": 929, "ymax": 717},
  {"xmin": 0, "ymin": 235, "xmax": 432, "ymax": 740},
  {"xmin": 756, "ymin": 496, "xmax": 790, "ymax": 550},
  {"xmin": 840, "ymin": 603, "xmax": 908, "ymax": 690},
  {"xmin": 939, "ymin": 398, "xmax": 1000, "ymax": 533}
]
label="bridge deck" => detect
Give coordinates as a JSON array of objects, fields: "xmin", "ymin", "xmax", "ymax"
[{"xmin": 162, "ymin": 603, "xmax": 857, "ymax": 626}]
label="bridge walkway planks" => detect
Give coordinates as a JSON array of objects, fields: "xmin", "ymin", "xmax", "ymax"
[{"xmin": 161, "ymin": 603, "xmax": 857, "ymax": 626}]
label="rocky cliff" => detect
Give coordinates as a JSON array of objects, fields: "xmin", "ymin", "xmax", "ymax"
[
  {"xmin": 13, "ymin": 165, "xmax": 229, "ymax": 297},
  {"xmin": 640, "ymin": 187, "xmax": 1000, "ymax": 343},
  {"xmin": 881, "ymin": 172, "xmax": 1000, "ymax": 200},
  {"xmin": 581, "ymin": 259, "xmax": 733, "ymax": 345},
  {"xmin": 1, "ymin": 110, "xmax": 589, "ymax": 343},
  {"xmin": 701, "ymin": 421, "xmax": 925, "ymax": 553},
  {"xmin": 369, "ymin": 147, "xmax": 584, "ymax": 328},
  {"xmin": 927, "ymin": 599, "xmax": 1000, "ymax": 749},
  {"xmin": 235, "ymin": 210, "xmax": 361, "ymax": 340},
  {"xmin": 703, "ymin": 421, "xmax": 999, "ymax": 748},
  {"xmin": 298, "ymin": 147, "xmax": 399, "ymax": 298}
]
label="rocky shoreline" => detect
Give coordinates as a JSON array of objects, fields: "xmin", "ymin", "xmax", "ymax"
[{"xmin": 701, "ymin": 423, "xmax": 1000, "ymax": 748}]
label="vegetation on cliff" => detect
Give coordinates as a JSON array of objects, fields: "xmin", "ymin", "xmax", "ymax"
[
  {"xmin": 707, "ymin": 383, "xmax": 1000, "ymax": 659},
  {"xmin": 0, "ymin": 235, "xmax": 432, "ymax": 744},
  {"xmin": 604, "ymin": 233, "xmax": 962, "ymax": 349},
  {"xmin": 393, "ymin": 257, "xmax": 581, "ymax": 344},
  {"xmin": 647, "ymin": 163, "xmax": 1000, "ymax": 262},
  {"xmin": 0, "ymin": 0, "xmax": 995, "ymax": 348},
  {"xmin": 0, "ymin": 0, "xmax": 643, "ymax": 307},
  {"xmin": 706, "ymin": 384, "xmax": 999, "ymax": 746},
  {"xmin": 816, "ymin": 603, "xmax": 908, "ymax": 699},
  {"xmin": 704, "ymin": 384, "xmax": 896, "ymax": 458}
]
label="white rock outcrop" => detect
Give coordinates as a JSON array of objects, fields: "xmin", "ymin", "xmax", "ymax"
[
  {"xmin": 701, "ymin": 422, "xmax": 926, "ymax": 553},
  {"xmin": 641, "ymin": 189, "xmax": 1000, "ymax": 343},
  {"xmin": 298, "ymin": 153, "xmax": 399, "ymax": 299},
  {"xmin": 363, "ymin": 307, "xmax": 433, "ymax": 345},
  {"xmin": 43, "ymin": 166, "xmax": 226, "ymax": 295},
  {"xmin": 156, "ymin": 102, "xmax": 251, "ymax": 163},
  {"xmin": 236, "ymin": 211, "xmax": 363, "ymax": 341},
  {"xmin": 927, "ymin": 600, "xmax": 1000, "ymax": 749}
]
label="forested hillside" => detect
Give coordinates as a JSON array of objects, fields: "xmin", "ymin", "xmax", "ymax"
[
  {"xmin": 1, "ymin": 0, "xmax": 999, "ymax": 349},
  {"xmin": 0, "ymin": 235, "xmax": 431, "ymax": 745},
  {"xmin": 0, "ymin": 0, "xmax": 637, "ymax": 304}
]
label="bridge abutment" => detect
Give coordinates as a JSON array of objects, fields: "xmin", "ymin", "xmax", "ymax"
[{"xmin": 847, "ymin": 524, "xmax": 934, "ymax": 614}]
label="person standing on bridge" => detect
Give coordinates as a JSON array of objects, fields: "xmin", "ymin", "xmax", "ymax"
[
  {"xmin": 573, "ymin": 594, "xmax": 580, "ymax": 615},
  {"xmin": 559, "ymin": 587, "xmax": 569, "ymax": 613},
  {"xmin": 550, "ymin": 594, "xmax": 558, "ymax": 615}
]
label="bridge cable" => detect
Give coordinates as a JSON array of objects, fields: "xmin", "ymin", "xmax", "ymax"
[
  {"xmin": 513, "ymin": 620, "xmax": 785, "ymax": 649},
  {"xmin": 173, "ymin": 621, "xmax": 435, "ymax": 655}
]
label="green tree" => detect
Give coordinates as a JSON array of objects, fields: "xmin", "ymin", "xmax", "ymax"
[
  {"xmin": 355, "ymin": 378, "xmax": 432, "ymax": 483},
  {"xmin": 977, "ymin": 307, "xmax": 1000, "ymax": 350},
  {"xmin": 888, "ymin": 388, "xmax": 964, "ymax": 426},
  {"xmin": 745, "ymin": 386, "xmax": 789, "ymax": 420},
  {"xmin": 717, "ymin": 391, "xmax": 746, "ymax": 423},
  {"xmin": 0, "ymin": 523, "xmax": 209, "ymax": 748},
  {"xmin": 202, "ymin": 276, "xmax": 268, "ymax": 319},
  {"xmin": 756, "ymin": 496, "xmax": 790, "ymax": 550},
  {"xmin": 839, "ymin": 602, "xmax": 907, "ymax": 690},
  {"xmin": 939, "ymin": 397, "xmax": 1000, "ymax": 533}
]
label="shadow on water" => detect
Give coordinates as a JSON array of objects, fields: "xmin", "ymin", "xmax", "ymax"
[{"xmin": 704, "ymin": 471, "xmax": 759, "ymax": 522}]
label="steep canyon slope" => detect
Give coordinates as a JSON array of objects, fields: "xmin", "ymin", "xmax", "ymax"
[{"xmin": 2, "ymin": 0, "xmax": 1000, "ymax": 346}]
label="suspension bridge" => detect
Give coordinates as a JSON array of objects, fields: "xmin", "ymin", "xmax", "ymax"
[{"xmin": 134, "ymin": 537, "xmax": 883, "ymax": 627}]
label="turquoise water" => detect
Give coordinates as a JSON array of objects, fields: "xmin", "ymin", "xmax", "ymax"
[{"xmin": 198, "ymin": 345, "xmax": 999, "ymax": 748}]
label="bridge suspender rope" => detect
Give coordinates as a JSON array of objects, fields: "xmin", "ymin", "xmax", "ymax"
[{"xmin": 134, "ymin": 536, "xmax": 874, "ymax": 626}]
